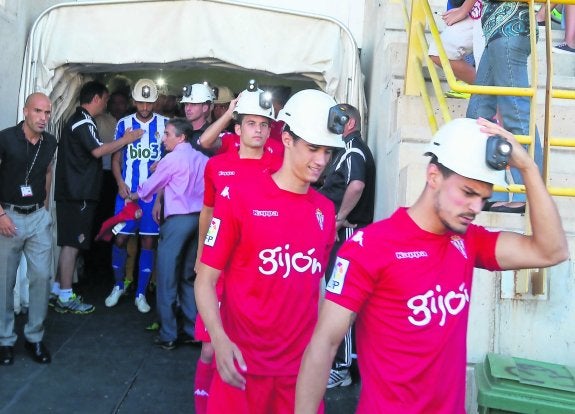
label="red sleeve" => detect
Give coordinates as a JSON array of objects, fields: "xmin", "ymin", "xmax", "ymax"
[
  {"xmin": 216, "ymin": 132, "xmax": 235, "ymax": 155},
  {"xmin": 200, "ymin": 187, "xmax": 241, "ymax": 270},
  {"xmin": 469, "ymin": 224, "xmax": 502, "ymax": 271},
  {"xmin": 203, "ymin": 159, "xmax": 216, "ymax": 207}
]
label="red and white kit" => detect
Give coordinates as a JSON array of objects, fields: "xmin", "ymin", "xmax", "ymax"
[
  {"xmin": 326, "ymin": 207, "xmax": 501, "ymax": 414},
  {"xmin": 202, "ymin": 172, "xmax": 335, "ymax": 375}
]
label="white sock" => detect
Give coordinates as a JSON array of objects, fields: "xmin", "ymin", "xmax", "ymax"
[
  {"xmin": 59, "ymin": 288, "xmax": 73, "ymax": 302},
  {"xmin": 51, "ymin": 282, "xmax": 61, "ymax": 295}
]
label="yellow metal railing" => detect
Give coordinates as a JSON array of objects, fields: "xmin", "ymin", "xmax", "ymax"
[{"xmin": 404, "ymin": 0, "xmax": 575, "ymax": 197}]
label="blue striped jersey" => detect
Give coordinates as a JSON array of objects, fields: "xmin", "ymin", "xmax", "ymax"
[{"xmin": 115, "ymin": 113, "xmax": 169, "ymax": 191}]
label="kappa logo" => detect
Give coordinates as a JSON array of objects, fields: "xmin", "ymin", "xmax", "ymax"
[
  {"xmin": 326, "ymin": 257, "xmax": 349, "ymax": 295},
  {"xmin": 395, "ymin": 251, "xmax": 428, "ymax": 259},
  {"xmin": 351, "ymin": 230, "xmax": 364, "ymax": 247},
  {"xmin": 253, "ymin": 209, "xmax": 279, "ymax": 217},
  {"xmin": 220, "ymin": 186, "xmax": 230, "ymax": 199},
  {"xmin": 450, "ymin": 236, "xmax": 467, "ymax": 259},
  {"xmin": 205, "ymin": 218, "xmax": 221, "ymax": 247},
  {"xmin": 315, "ymin": 208, "xmax": 324, "ymax": 230}
]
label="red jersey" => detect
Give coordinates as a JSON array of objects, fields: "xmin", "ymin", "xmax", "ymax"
[
  {"xmin": 216, "ymin": 131, "xmax": 284, "ymax": 158},
  {"xmin": 201, "ymin": 173, "xmax": 335, "ymax": 376},
  {"xmin": 203, "ymin": 150, "xmax": 282, "ymax": 208},
  {"xmin": 325, "ymin": 208, "xmax": 501, "ymax": 414}
]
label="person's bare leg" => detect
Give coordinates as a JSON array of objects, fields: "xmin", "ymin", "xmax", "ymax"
[
  {"xmin": 429, "ymin": 56, "xmax": 476, "ymax": 85},
  {"xmin": 564, "ymin": 5, "xmax": 575, "ymax": 48},
  {"xmin": 57, "ymin": 246, "xmax": 79, "ymax": 290}
]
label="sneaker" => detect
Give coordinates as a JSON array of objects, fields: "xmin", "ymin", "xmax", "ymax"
[
  {"xmin": 145, "ymin": 321, "xmax": 160, "ymax": 331},
  {"xmin": 105, "ymin": 286, "xmax": 124, "ymax": 307},
  {"xmin": 48, "ymin": 293, "xmax": 58, "ymax": 308},
  {"xmin": 135, "ymin": 294, "xmax": 151, "ymax": 313},
  {"xmin": 55, "ymin": 294, "xmax": 95, "ymax": 314},
  {"xmin": 327, "ymin": 369, "xmax": 352, "ymax": 388},
  {"xmin": 122, "ymin": 279, "xmax": 133, "ymax": 296},
  {"xmin": 444, "ymin": 89, "xmax": 471, "ymax": 99},
  {"xmin": 552, "ymin": 43, "xmax": 575, "ymax": 55}
]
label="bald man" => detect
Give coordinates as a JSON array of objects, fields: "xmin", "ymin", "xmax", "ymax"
[{"xmin": 0, "ymin": 93, "xmax": 58, "ymax": 365}]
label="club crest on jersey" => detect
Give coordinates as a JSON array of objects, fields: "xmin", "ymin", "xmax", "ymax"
[
  {"xmin": 316, "ymin": 208, "xmax": 324, "ymax": 230},
  {"xmin": 205, "ymin": 218, "xmax": 221, "ymax": 247},
  {"xmin": 220, "ymin": 186, "xmax": 230, "ymax": 199},
  {"xmin": 450, "ymin": 236, "xmax": 467, "ymax": 259},
  {"xmin": 326, "ymin": 257, "xmax": 349, "ymax": 295}
]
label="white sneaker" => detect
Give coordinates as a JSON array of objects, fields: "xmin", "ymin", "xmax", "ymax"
[
  {"xmin": 327, "ymin": 369, "xmax": 352, "ymax": 388},
  {"xmin": 135, "ymin": 294, "xmax": 151, "ymax": 313},
  {"xmin": 105, "ymin": 286, "xmax": 124, "ymax": 307}
]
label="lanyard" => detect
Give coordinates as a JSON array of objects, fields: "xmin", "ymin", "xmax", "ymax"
[{"xmin": 25, "ymin": 137, "xmax": 42, "ymax": 186}]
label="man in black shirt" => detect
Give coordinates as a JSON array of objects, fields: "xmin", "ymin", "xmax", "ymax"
[
  {"xmin": 319, "ymin": 103, "xmax": 376, "ymax": 388},
  {"xmin": 53, "ymin": 81, "xmax": 142, "ymax": 314},
  {"xmin": 0, "ymin": 93, "xmax": 57, "ymax": 366}
]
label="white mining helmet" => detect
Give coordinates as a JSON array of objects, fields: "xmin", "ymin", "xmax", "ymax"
[
  {"xmin": 424, "ymin": 118, "xmax": 508, "ymax": 187},
  {"xmin": 277, "ymin": 89, "xmax": 345, "ymax": 148},
  {"xmin": 233, "ymin": 86, "xmax": 274, "ymax": 120},
  {"xmin": 132, "ymin": 79, "xmax": 158, "ymax": 103},
  {"xmin": 180, "ymin": 83, "xmax": 215, "ymax": 104}
]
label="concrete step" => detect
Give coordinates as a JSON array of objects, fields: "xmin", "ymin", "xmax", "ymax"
[{"xmin": 395, "ymin": 95, "xmax": 575, "ymax": 225}]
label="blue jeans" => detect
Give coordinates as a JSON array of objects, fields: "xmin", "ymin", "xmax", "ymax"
[
  {"xmin": 466, "ymin": 35, "xmax": 543, "ymax": 202},
  {"xmin": 156, "ymin": 213, "xmax": 199, "ymax": 342}
]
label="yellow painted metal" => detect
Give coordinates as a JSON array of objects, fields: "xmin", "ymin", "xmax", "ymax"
[
  {"xmin": 405, "ymin": 0, "xmax": 427, "ymax": 96},
  {"xmin": 415, "ymin": 23, "xmax": 451, "ymax": 123},
  {"xmin": 414, "ymin": 56, "xmax": 439, "ymax": 133}
]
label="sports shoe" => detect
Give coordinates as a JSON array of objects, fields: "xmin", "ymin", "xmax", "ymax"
[
  {"xmin": 122, "ymin": 279, "xmax": 133, "ymax": 296},
  {"xmin": 48, "ymin": 293, "xmax": 58, "ymax": 308},
  {"xmin": 444, "ymin": 89, "xmax": 471, "ymax": 99},
  {"xmin": 135, "ymin": 294, "xmax": 151, "ymax": 313},
  {"xmin": 552, "ymin": 43, "xmax": 575, "ymax": 55},
  {"xmin": 55, "ymin": 294, "xmax": 95, "ymax": 314},
  {"xmin": 327, "ymin": 369, "xmax": 352, "ymax": 388},
  {"xmin": 145, "ymin": 321, "xmax": 160, "ymax": 331},
  {"xmin": 105, "ymin": 286, "xmax": 124, "ymax": 307}
]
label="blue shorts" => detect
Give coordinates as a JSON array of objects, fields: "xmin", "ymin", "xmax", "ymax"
[{"xmin": 114, "ymin": 195, "xmax": 159, "ymax": 236}]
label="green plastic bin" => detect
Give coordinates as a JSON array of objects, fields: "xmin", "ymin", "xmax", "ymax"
[{"xmin": 475, "ymin": 353, "xmax": 575, "ymax": 413}]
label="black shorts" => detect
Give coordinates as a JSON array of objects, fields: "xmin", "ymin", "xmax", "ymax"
[{"xmin": 56, "ymin": 200, "xmax": 98, "ymax": 250}]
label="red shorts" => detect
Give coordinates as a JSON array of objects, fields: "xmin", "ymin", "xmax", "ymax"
[
  {"xmin": 207, "ymin": 370, "xmax": 325, "ymax": 414},
  {"xmin": 194, "ymin": 313, "xmax": 211, "ymax": 342}
]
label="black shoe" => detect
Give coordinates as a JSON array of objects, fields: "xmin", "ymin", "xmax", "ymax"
[
  {"xmin": 25, "ymin": 341, "xmax": 51, "ymax": 364},
  {"xmin": 0, "ymin": 346, "xmax": 14, "ymax": 365},
  {"xmin": 177, "ymin": 333, "xmax": 201, "ymax": 346},
  {"xmin": 154, "ymin": 337, "xmax": 176, "ymax": 350}
]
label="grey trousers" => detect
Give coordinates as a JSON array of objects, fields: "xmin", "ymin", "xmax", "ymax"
[
  {"xmin": 0, "ymin": 208, "xmax": 52, "ymax": 346},
  {"xmin": 156, "ymin": 213, "xmax": 199, "ymax": 342}
]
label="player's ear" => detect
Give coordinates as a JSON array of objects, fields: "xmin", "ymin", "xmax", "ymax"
[
  {"xmin": 426, "ymin": 162, "xmax": 442, "ymax": 189},
  {"xmin": 281, "ymin": 130, "xmax": 293, "ymax": 147}
]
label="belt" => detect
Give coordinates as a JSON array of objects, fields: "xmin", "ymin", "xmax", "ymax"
[{"xmin": 1, "ymin": 202, "xmax": 43, "ymax": 215}]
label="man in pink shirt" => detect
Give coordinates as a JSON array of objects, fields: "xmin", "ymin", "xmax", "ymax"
[
  {"xmin": 195, "ymin": 89, "xmax": 349, "ymax": 414},
  {"xmin": 135, "ymin": 118, "xmax": 208, "ymax": 350},
  {"xmin": 295, "ymin": 118, "xmax": 568, "ymax": 413}
]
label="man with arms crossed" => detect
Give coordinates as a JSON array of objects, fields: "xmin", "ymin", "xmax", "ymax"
[
  {"xmin": 195, "ymin": 90, "xmax": 348, "ymax": 414},
  {"xmin": 296, "ymin": 117, "xmax": 568, "ymax": 413}
]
